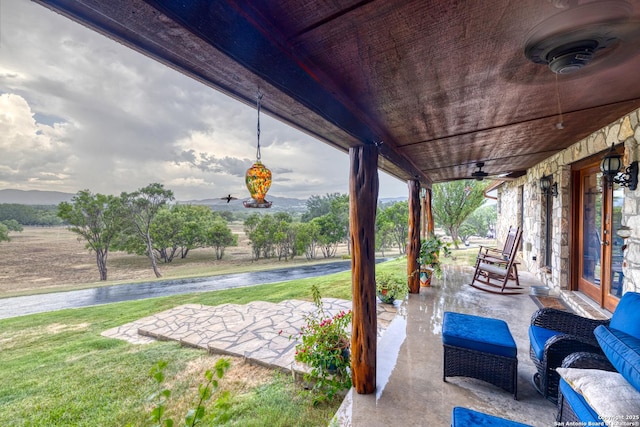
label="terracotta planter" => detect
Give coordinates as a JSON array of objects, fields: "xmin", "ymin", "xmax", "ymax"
[{"xmin": 420, "ymin": 266, "xmax": 434, "ymax": 287}]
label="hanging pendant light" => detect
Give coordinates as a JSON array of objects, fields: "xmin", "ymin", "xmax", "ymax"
[{"xmin": 244, "ymin": 92, "xmax": 272, "ymax": 208}]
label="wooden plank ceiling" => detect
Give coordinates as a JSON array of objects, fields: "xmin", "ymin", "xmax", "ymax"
[{"xmin": 36, "ymin": 0, "xmax": 640, "ymax": 186}]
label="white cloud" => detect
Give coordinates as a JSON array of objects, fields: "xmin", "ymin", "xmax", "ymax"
[{"xmin": 0, "ymin": 0, "xmax": 407, "ymax": 201}]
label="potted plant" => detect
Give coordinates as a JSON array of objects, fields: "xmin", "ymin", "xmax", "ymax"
[
  {"xmin": 376, "ymin": 272, "xmax": 408, "ymax": 304},
  {"xmin": 417, "ymin": 234, "xmax": 451, "ymax": 286},
  {"xmin": 282, "ymin": 284, "xmax": 352, "ymax": 404}
]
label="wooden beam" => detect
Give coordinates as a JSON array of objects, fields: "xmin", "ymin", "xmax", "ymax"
[
  {"xmin": 408, "ymin": 180, "xmax": 421, "ymax": 293},
  {"xmin": 349, "ymin": 145, "xmax": 378, "ymax": 395}
]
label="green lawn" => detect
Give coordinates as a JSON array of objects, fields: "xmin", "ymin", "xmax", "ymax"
[{"xmin": 0, "ymin": 259, "xmax": 406, "ymax": 426}]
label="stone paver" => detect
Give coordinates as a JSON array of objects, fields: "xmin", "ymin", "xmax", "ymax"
[{"xmin": 101, "ymin": 297, "xmax": 399, "ymax": 375}]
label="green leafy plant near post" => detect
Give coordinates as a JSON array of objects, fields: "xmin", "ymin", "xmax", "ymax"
[
  {"xmin": 417, "ymin": 234, "xmax": 451, "ymax": 279},
  {"xmin": 146, "ymin": 358, "xmax": 231, "ymax": 427},
  {"xmin": 284, "ymin": 284, "xmax": 352, "ymax": 405},
  {"xmin": 376, "ymin": 272, "xmax": 408, "ymax": 303}
]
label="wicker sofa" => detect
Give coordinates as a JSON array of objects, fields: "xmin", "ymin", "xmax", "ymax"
[{"xmin": 555, "ymin": 292, "xmax": 640, "ymax": 423}]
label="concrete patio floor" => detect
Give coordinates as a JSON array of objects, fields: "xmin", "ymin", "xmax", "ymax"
[
  {"xmin": 333, "ymin": 266, "xmax": 560, "ymax": 427},
  {"xmin": 103, "ymin": 263, "xmax": 607, "ymax": 426}
]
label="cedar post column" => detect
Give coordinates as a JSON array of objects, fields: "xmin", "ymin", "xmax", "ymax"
[
  {"xmin": 421, "ymin": 188, "xmax": 427, "ymax": 240},
  {"xmin": 426, "ymin": 188, "xmax": 435, "ymax": 234},
  {"xmin": 349, "ymin": 145, "xmax": 378, "ymax": 394},
  {"xmin": 408, "ymin": 179, "xmax": 421, "ymax": 293}
]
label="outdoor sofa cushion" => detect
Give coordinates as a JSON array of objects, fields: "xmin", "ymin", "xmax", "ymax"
[
  {"xmin": 528, "ymin": 325, "xmax": 561, "ymax": 360},
  {"xmin": 557, "ymin": 367, "xmax": 640, "ymax": 423},
  {"xmin": 595, "ymin": 325, "xmax": 640, "ymax": 392},
  {"xmin": 609, "ymin": 292, "xmax": 640, "ymax": 338}
]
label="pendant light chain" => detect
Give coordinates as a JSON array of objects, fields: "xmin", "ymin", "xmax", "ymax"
[
  {"xmin": 555, "ymin": 73, "xmax": 564, "ymax": 129},
  {"xmin": 256, "ymin": 91, "xmax": 264, "ymax": 161}
]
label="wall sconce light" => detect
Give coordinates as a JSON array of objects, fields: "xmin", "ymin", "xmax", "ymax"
[
  {"xmin": 600, "ymin": 143, "xmax": 638, "ymax": 191},
  {"xmin": 540, "ymin": 175, "xmax": 558, "ymax": 197}
]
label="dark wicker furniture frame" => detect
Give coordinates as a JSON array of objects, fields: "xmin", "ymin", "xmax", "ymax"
[
  {"xmin": 443, "ymin": 343, "xmax": 518, "ymax": 400},
  {"xmin": 530, "ymin": 308, "xmax": 610, "ymax": 403},
  {"xmin": 556, "ymin": 352, "xmax": 616, "ymax": 424}
]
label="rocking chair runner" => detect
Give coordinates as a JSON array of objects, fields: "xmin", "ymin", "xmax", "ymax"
[{"xmin": 469, "ymin": 226, "xmax": 524, "ymax": 294}]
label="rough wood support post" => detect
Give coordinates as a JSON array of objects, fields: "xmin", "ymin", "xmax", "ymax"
[
  {"xmin": 426, "ymin": 188, "xmax": 435, "ymax": 234},
  {"xmin": 408, "ymin": 179, "xmax": 421, "ymax": 293},
  {"xmin": 421, "ymin": 189, "xmax": 427, "ymax": 240},
  {"xmin": 349, "ymin": 145, "xmax": 378, "ymax": 395}
]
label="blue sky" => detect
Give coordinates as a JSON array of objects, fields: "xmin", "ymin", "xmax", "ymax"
[{"xmin": 0, "ymin": 0, "xmax": 408, "ymax": 201}]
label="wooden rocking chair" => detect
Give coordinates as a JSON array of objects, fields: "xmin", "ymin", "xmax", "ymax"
[{"xmin": 469, "ymin": 226, "xmax": 524, "ymax": 294}]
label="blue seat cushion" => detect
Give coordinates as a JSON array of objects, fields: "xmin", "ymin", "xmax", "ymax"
[
  {"xmin": 442, "ymin": 312, "xmax": 516, "ymax": 358},
  {"xmin": 451, "ymin": 407, "xmax": 532, "ymax": 426},
  {"xmin": 595, "ymin": 325, "xmax": 640, "ymax": 392},
  {"xmin": 559, "ymin": 378, "xmax": 600, "ymax": 423},
  {"xmin": 528, "ymin": 325, "xmax": 562, "ymax": 360},
  {"xmin": 610, "ymin": 292, "xmax": 640, "ymax": 338}
]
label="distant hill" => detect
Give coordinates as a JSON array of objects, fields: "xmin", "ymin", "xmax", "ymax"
[
  {"xmin": 0, "ymin": 189, "xmax": 405, "ymax": 211},
  {"xmin": 184, "ymin": 195, "xmax": 308, "ymax": 213},
  {"xmin": 0, "ymin": 189, "xmax": 308, "ymax": 212},
  {"xmin": 0, "ymin": 189, "xmax": 74, "ymax": 205}
]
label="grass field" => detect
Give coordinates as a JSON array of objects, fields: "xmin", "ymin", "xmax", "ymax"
[{"xmin": 0, "ymin": 227, "xmax": 488, "ymax": 426}]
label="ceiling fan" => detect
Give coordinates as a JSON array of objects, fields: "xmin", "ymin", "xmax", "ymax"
[
  {"xmin": 524, "ymin": 0, "xmax": 640, "ymax": 75},
  {"xmin": 470, "ymin": 162, "xmax": 522, "ymax": 181}
]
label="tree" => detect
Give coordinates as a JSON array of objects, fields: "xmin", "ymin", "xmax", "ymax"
[
  {"xmin": 312, "ymin": 213, "xmax": 342, "ymax": 258},
  {"xmin": 204, "ymin": 217, "xmax": 238, "ymax": 260},
  {"xmin": 302, "ymin": 193, "xmax": 345, "ymax": 222},
  {"xmin": 272, "ymin": 212, "xmax": 297, "ymax": 261},
  {"xmin": 432, "ymin": 180, "xmax": 488, "ymax": 249},
  {"xmin": 149, "ymin": 206, "xmax": 184, "ymax": 263},
  {"xmin": 459, "ymin": 204, "xmax": 497, "ymax": 242},
  {"xmin": 243, "ymin": 213, "xmax": 264, "ymax": 260},
  {"xmin": 175, "ymin": 204, "xmax": 218, "ymax": 259},
  {"xmin": 120, "ymin": 183, "xmax": 174, "ymax": 278},
  {"xmin": 295, "ymin": 221, "xmax": 320, "ymax": 260},
  {"xmin": 0, "ymin": 223, "xmax": 9, "ymax": 244},
  {"xmin": 57, "ymin": 190, "xmax": 125, "ymax": 281},
  {"xmin": 1, "ymin": 219, "xmax": 23, "ymax": 232},
  {"xmin": 377, "ymin": 201, "xmax": 409, "ymax": 254}
]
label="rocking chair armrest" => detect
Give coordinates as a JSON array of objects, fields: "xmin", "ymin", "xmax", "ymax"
[
  {"xmin": 561, "ymin": 351, "xmax": 616, "ymax": 372},
  {"xmin": 477, "ymin": 246, "xmax": 501, "ymax": 256},
  {"xmin": 530, "ymin": 308, "xmax": 610, "ymax": 338},
  {"xmin": 478, "ymin": 254, "xmax": 509, "ymax": 264}
]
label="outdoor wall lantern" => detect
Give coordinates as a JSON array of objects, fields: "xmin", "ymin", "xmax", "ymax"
[
  {"xmin": 244, "ymin": 91, "xmax": 273, "ymax": 208},
  {"xmin": 599, "ymin": 143, "xmax": 638, "ymax": 191},
  {"xmin": 540, "ymin": 175, "xmax": 558, "ymax": 197}
]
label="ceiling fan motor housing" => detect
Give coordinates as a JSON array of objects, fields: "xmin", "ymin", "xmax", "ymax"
[
  {"xmin": 547, "ymin": 40, "xmax": 598, "ymax": 73},
  {"xmin": 523, "ymin": 0, "xmax": 633, "ymax": 74}
]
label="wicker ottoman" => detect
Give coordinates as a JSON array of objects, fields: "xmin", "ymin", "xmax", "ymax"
[
  {"xmin": 451, "ymin": 407, "xmax": 532, "ymax": 426},
  {"xmin": 443, "ymin": 312, "xmax": 518, "ymax": 399}
]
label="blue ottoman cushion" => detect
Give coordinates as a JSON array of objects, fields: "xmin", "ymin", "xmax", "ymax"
[
  {"xmin": 528, "ymin": 325, "xmax": 562, "ymax": 360},
  {"xmin": 594, "ymin": 325, "xmax": 640, "ymax": 392},
  {"xmin": 443, "ymin": 312, "xmax": 517, "ymax": 358},
  {"xmin": 451, "ymin": 407, "xmax": 532, "ymax": 426}
]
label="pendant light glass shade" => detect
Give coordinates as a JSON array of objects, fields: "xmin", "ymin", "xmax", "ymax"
[{"xmin": 244, "ymin": 161, "xmax": 272, "ymax": 207}]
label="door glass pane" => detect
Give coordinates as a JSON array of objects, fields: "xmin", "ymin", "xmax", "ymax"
[
  {"xmin": 610, "ymin": 183, "xmax": 624, "ymax": 298},
  {"xmin": 582, "ymin": 173, "xmax": 602, "ymax": 286}
]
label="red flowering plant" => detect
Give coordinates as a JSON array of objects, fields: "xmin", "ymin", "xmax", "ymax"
[{"xmin": 282, "ymin": 284, "xmax": 352, "ymax": 404}]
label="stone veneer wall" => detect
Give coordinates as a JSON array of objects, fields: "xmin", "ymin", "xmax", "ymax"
[{"xmin": 496, "ymin": 107, "xmax": 640, "ymax": 294}]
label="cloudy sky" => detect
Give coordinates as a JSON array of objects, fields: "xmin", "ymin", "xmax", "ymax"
[{"xmin": 0, "ymin": 0, "xmax": 407, "ymax": 202}]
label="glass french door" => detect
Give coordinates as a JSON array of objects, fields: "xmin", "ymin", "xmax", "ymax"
[{"xmin": 577, "ymin": 163, "xmax": 623, "ymax": 311}]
